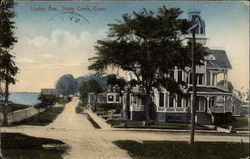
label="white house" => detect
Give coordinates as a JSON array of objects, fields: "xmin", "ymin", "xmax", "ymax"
[{"xmin": 123, "ymin": 11, "xmax": 235, "ymax": 125}]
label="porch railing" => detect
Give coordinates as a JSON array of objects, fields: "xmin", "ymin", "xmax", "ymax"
[{"xmin": 131, "ymin": 105, "xmax": 144, "ymax": 111}]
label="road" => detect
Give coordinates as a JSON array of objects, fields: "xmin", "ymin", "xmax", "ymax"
[{"xmin": 2, "ymin": 97, "xmax": 249, "ymax": 159}]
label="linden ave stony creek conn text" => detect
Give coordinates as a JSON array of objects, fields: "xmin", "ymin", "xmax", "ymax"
[{"xmin": 30, "ymin": 5, "xmax": 106, "ymax": 12}]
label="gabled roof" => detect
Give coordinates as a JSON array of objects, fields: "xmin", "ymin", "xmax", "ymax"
[{"xmin": 206, "ymin": 49, "xmax": 232, "ymax": 69}]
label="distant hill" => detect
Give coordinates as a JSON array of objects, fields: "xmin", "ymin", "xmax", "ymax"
[{"xmin": 55, "ymin": 74, "xmax": 107, "ymax": 95}]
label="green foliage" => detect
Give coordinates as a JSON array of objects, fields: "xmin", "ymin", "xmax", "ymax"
[
  {"xmin": 96, "ymin": 103, "xmax": 122, "ymax": 113},
  {"xmin": 88, "ymin": 6, "xmax": 207, "ymax": 124},
  {"xmin": 114, "ymin": 140, "xmax": 249, "ymax": 159},
  {"xmin": 0, "ymin": 50, "xmax": 18, "ymax": 85},
  {"xmin": 75, "ymin": 100, "xmax": 87, "ymax": 114},
  {"xmin": 106, "ymin": 74, "xmax": 127, "ymax": 92},
  {"xmin": 0, "ymin": 0, "xmax": 17, "ymax": 49},
  {"xmin": 88, "ymin": 7, "xmax": 194, "ymax": 91},
  {"xmin": 2, "ymin": 133, "xmax": 65, "ymax": 159},
  {"xmin": 38, "ymin": 94, "xmax": 58, "ymax": 108},
  {"xmin": 213, "ymin": 112, "xmax": 235, "ymax": 126},
  {"xmin": 0, "ymin": 0, "xmax": 18, "ymax": 99},
  {"xmin": 11, "ymin": 103, "xmax": 30, "ymax": 111},
  {"xmin": 14, "ymin": 107, "xmax": 64, "ymax": 126},
  {"xmin": 217, "ymin": 80, "xmax": 234, "ymax": 92},
  {"xmin": 57, "ymin": 96, "xmax": 71, "ymax": 105},
  {"xmin": 107, "ymin": 119, "xmax": 206, "ymax": 129},
  {"xmin": 79, "ymin": 79, "xmax": 103, "ymax": 99},
  {"xmin": 107, "ymin": 119, "xmax": 143, "ymax": 127},
  {"xmin": 55, "ymin": 74, "xmax": 77, "ymax": 96},
  {"xmin": 75, "ymin": 104, "xmax": 83, "ymax": 114}
]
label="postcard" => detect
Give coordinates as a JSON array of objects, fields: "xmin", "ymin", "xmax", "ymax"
[{"xmin": 0, "ymin": 0, "xmax": 249, "ymax": 159}]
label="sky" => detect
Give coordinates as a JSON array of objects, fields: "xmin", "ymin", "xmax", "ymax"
[{"xmin": 10, "ymin": 1, "xmax": 249, "ymax": 92}]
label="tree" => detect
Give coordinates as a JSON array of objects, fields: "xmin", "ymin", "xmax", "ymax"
[
  {"xmin": 0, "ymin": 0, "xmax": 17, "ymax": 49},
  {"xmin": 38, "ymin": 94, "xmax": 58, "ymax": 108},
  {"xmin": 0, "ymin": 49, "xmax": 18, "ymax": 124},
  {"xmin": 0, "ymin": 0, "xmax": 18, "ymax": 126},
  {"xmin": 106, "ymin": 74, "xmax": 126, "ymax": 95},
  {"xmin": 89, "ymin": 7, "xmax": 206, "ymax": 126},
  {"xmin": 217, "ymin": 80, "xmax": 234, "ymax": 92},
  {"xmin": 56, "ymin": 74, "xmax": 77, "ymax": 96},
  {"xmin": 79, "ymin": 79, "xmax": 103, "ymax": 112}
]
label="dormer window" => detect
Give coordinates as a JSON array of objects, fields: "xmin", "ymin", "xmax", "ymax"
[{"xmin": 205, "ymin": 54, "xmax": 216, "ymax": 61}]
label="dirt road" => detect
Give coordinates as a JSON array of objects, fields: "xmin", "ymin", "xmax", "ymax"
[{"xmin": 2, "ymin": 97, "xmax": 249, "ymax": 159}]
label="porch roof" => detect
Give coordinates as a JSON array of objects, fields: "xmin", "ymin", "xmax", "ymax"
[{"xmin": 189, "ymin": 87, "xmax": 231, "ymax": 95}]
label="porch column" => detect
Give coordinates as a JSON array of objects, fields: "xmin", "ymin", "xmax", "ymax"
[
  {"xmin": 190, "ymin": 95, "xmax": 193, "ymax": 112},
  {"xmin": 206, "ymin": 96, "xmax": 210, "ymax": 112},
  {"xmin": 224, "ymin": 95, "xmax": 226, "ymax": 113},
  {"xmin": 215, "ymin": 74, "xmax": 217, "ymax": 85},
  {"xmin": 210, "ymin": 72, "xmax": 213, "ymax": 86},
  {"xmin": 225, "ymin": 71, "xmax": 228, "ymax": 89}
]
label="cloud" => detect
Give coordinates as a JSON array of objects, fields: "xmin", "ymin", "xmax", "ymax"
[
  {"xmin": 11, "ymin": 28, "xmax": 105, "ymax": 91},
  {"xmin": 14, "ymin": 28, "xmax": 103, "ymax": 65}
]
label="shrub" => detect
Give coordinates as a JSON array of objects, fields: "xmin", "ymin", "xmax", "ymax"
[
  {"xmin": 57, "ymin": 96, "xmax": 72, "ymax": 104},
  {"xmin": 213, "ymin": 112, "xmax": 235, "ymax": 126},
  {"xmin": 97, "ymin": 103, "xmax": 122, "ymax": 113},
  {"xmin": 75, "ymin": 102, "xmax": 86, "ymax": 114},
  {"xmin": 38, "ymin": 94, "xmax": 58, "ymax": 108}
]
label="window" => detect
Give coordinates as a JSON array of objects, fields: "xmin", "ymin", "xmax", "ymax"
[
  {"xmin": 116, "ymin": 95, "xmax": 120, "ymax": 102},
  {"xmin": 199, "ymin": 97, "xmax": 206, "ymax": 111},
  {"xmin": 177, "ymin": 94, "xmax": 182, "ymax": 107},
  {"xmin": 197, "ymin": 74, "xmax": 204, "ymax": 85},
  {"xmin": 189, "ymin": 73, "xmax": 193, "ymax": 84},
  {"xmin": 195, "ymin": 97, "xmax": 200, "ymax": 111},
  {"xmin": 170, "ymin": 71, "xmax": 174, "ymax": 79},
  {"xmin": 169, "ymin": 95, "xmax": 174, "ymax": 107},
  {"xmin": 165, "ymin": 93, "xmax": 169, "ymax": 107},
  {"xmin": 209, "ymin": 97, "xmax": 214, "ymax": 107},
  {"xmin": 206, "ymin": 71, "xmax": 211, "ymax": 85},
  {"xmin": 183, "ymin": 97, "xmax": 186, "ymax": 107},
  {"xmin": 108, "ymin": 95, "xmax": 114, "ymax": 102},
  {"xmin": 159, "ymin": 93, "xmax": 164, "ymax": 107},
  {"xmin": 141, "ymin": 95, "xmax": 146, "ymax": 105},
  {"xmin": 178, "ymin": 71, "xmax": 182, "ymax": 82}
]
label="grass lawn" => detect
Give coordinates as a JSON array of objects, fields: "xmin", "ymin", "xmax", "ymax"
[
  {"xmin": 230, "ymin": 116, "xmax": 249, "ymax": 129},
  {"xmin": 107, "ymin": 119, "xmax": 206, "ymax": 129},
  {"xmin": 75, "ymin": 98, "xmax": 88, "ymax": 114},
  {"xmin": 107, "ymin": 119, "xmax": 142, "ymax": 127},
  {"xmin": 217, "ymin": 116, "xmax": 249, "ymax": 130},
  {"xmin": 114, "ymin": 140, "xmax": 249, "ymax": 159},
  {"xmin": 12, "ymin": 103, "xmax": 30, "ymax": 111},
  {"xmin": 2, "ymin": 133, "xmax": 66, "ymax": 159},
  {"xmin": 13, "ymin": 106, "xmax": 64, "ymax": 126},
  {"xmin": 92, "ymin": 103, "xmax": 122, "ymax": 115}
]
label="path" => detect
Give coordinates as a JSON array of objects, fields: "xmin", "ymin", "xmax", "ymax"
[
  {"xmin": 2, "ymin": 98, "xmax": 131, "ymax": 159},
  {"xmin": 2, "ymin": 97, "xmax": 249, "ymax": 159}
]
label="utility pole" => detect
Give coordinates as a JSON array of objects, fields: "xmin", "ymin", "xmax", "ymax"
[{"xmin": 190, "ymin": 29, "xmax": 197, "ymax": 145}]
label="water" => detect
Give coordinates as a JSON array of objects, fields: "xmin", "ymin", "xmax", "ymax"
[{"xmin": 9, "ymin": 92, "xmax": 40, "ymax": 106}]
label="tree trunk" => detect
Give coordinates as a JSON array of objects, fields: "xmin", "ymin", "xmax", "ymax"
[
  {"xmin": 144, "ymin": 87, "xmax": 151, "ymax": 127},
  {"xmin": 3, "ymin": 78, "xmax": 9, "ymax": 126},
  {"xmin": 190, "ymin": 30, "xmax": 197, "ymax": 145}
]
